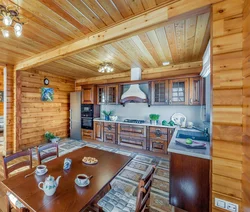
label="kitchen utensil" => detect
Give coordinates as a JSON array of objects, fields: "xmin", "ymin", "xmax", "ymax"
[
  {"xmin": 38, "ymin": 175, "xmax": 61, "ymax": 196},
  {"xmin": 187, "ymin": 121, "xmax": 194, "ymax": 128},
  {"xmin": 171, "ymin": 113, "xmax": 186, "ymax": 126},
  {"xmin": 25, "ymin": 170, "xmax": 36, "ymax": 178}
]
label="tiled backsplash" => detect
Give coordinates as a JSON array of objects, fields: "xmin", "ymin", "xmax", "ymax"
[{"xmin": 101, "ymin": 103, "xmax": 206, "ymax": 127}]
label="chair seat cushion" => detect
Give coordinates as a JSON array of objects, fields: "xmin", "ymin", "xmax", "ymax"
[
  {"xmin": 7, "ymin": 192, "xmax": 25, "ymax": 209},
  {"xmin": 98, "ymin": 188, "xmax": 136, "ymax": 212}
]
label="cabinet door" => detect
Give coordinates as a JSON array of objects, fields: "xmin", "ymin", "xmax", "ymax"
[
  {"xmin": 82, "ymin": 85, "xmax": 95, "ymax": 104},
  {"xmin": 169, "ymin": 78, "xmax": 189, "ymax": 105},
  {"xmin": 97, "ymin": 86, "xmax": 106, "ymax": 105},
  {"xmin": 82, "ymin": 129, "xmax": 93, "ymax": 140},
  {"xmin": 94, "ymin": 121, "xmax": 103, "ymax": 141},
  {"xmin": 189, "ymin": 77, "xmax": 204, "ymax": 105},
  {"xmin": 104, "ymin": 132, "xmax": 116, "ymax": 144},
  {"xmin": 106, "ymin": 85, "xmax": 118, "ymax": 104},
  {"xmin": 151, "ymin": 80, "xmax": 168, "ymax": 105}
]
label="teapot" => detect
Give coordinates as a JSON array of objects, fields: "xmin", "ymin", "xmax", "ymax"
[{"xmin": 38, "ymin": 175, "xmax": 61, "ymax": 196}]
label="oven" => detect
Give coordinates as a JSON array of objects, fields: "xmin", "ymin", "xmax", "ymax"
[
  {"xmin": 81, "ymin": 104, "xmax": 94, "ymax": 129},
  {"xmin": 81, "ymin": 117, "xmax": 93, "ymax": 130}
]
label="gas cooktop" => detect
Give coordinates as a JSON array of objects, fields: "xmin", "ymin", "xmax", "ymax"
[{"xmin": 123, "ymin": 119, "xmax": 145, "ymax": 124}]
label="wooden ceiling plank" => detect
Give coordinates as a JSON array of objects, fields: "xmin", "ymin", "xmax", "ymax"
[
  {"xmin": 38, "ymin": 0, "xmax": 91, "ymax": 34},
  {"xmin": 12, "ymin": 0, "xmax": 83, "ymax": 39},
  {"xmin": 9, "ymin": 0, "xmax": 73, "ymax": 41},
  {"xmin": 174, "ymin": 20, "xmax": 185, "ymax": 62},
  {"xmin": 53, "ymin": 0, "xmax": 98, "ymax": 32},
  {"xmin": 131, "ymin": 35, "xmax": 158, "ymax": 67},
  {"xmin": 97, "ymin": 0, "xmax": 124, "ymax": 22},
  {"xmin": 126, "ymin": 0, "xmax": 145, "ymax": 15},
  {"xmin": 0, "ymin": 42, "xmax": 35, "ymax": 58},
  {"xmin": 110, "ymin": 42, "xmax": 143, "ymax": 68},
  {"xmin": 112, "ymin": 0, "xmax": 134, "ymax": 18},
  {"xmin": 165, "ymin": 24, "xmax": 180, "ymax": 63},
  {"xmin": 68, "ymin": 0, "xmax": 106, "ymax": 29},
  {"xmin": 156, "ymin": 0, "xmax": 178, "ymax": 5},
  {"xmin": 155, "ymin": 27, "xmax": 173, "ymax": 63},
  {"xmin": 184, "ymin": 16, "xmax": 197, "ymax": 61},
  {"xmin": 192, "ymin": 12, "xmax": 210, "ymax": 60},
  {"xmin": 146, "ymin": 30, "xmax": 167, "ymax": 63},
  {"xmin": 82, "ymin": 0, "xmax": 115, "ymax": 25},
  {"xmin": 138, "ymin": 33, "xmax": 162, "ymax": 66},
  {"xmin": 141, "ymin": 0, "xmax": 157, "ymax": 10}
]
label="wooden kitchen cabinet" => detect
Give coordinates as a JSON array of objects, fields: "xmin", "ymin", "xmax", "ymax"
[
  {"xmin": 97, "ymin": 84, "xmax": 118, "ymax": 105},
  {"xmin": 189, "ymin": 77, "xmax": 204, "ymax": 105},
  {"xmin": 151, "ymin": 80, "xmax": 169, "ymax": 105},
  {"xmin": 149, "ymin": 127, "xmax": 168, "ymax": 153},
  {"xmin": 94, "ymin": 121, "xmax": 103, "ymax": 141},
  {"xmin": 118, "ymin": 124, "xmax": 146, "ymax": 149},
  {"xmin": 168, "ymin": 128, "xmax": 174, "ymax": 143},
  {"xmin": 170, "ymin": 153, "xmax": 210, "ymax": 212},
  {"xmin": 169, "ymin": 78, "xmax": 189, "ymax": 105},
  {"xmin": 82, "ymin": 85, "xmax": 96, "ymax": 104},
  {"xmin": 82, "ymin": 129, "xmax": 93, "ymax": 140},
  {"xmin": 103, "ymin": 122, "xmax": 116, "ymax": 144}
]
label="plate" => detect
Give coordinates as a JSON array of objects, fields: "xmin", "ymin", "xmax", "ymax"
[
  {"xmin": 35, "ymin": 168, "xmax": 48, "ymax": 176},
  {"xmin": 82, "ymin": 157, "xmax": 98, "ymax": 165},
  {"xmin": 171, "ymin": 113, "xmax": 186, "ymax": 125},
  {"xmin": 75, "ymin": 178, "xmax": 90, "ymax": 187}
]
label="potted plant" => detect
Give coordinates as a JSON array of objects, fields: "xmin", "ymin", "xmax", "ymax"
[
  {"xmin": 102, "ymin": 110, "xmax": 113, "ymax": 121},
  {"xmin": 45, "ymin": 132, "xmax": 60, "ymax": 143},
  {"xmin": 149, "ymin": 114, "xmax": 160, "ymax": 125}
]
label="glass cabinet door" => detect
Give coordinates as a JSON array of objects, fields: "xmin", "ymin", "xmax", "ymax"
[
  {"xmin": 169, "ymin": 78, "xmax": 189, "ymax": 105},
  {"xmin": 106, "ymin": 85, "xmax": 118, "ymax": 104},
  {"xmin": 97, "ymin": 86, "xmax": 106, "ymax": 104},
  {"xmin": 151, "ymin": 80, "xmax": 168, "ymax": 105},
  {"xmin": 189, "ymin": 77, "xmax": 204, "ymax": 105}
]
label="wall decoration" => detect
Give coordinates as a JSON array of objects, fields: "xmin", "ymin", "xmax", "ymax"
[
  {"xmin": 0, "ymin": 91, "xmax": 3, "ymax": 102},
  {"xmin": 41, "ymin": 87, "xmax": 54, "ymax": 102}
]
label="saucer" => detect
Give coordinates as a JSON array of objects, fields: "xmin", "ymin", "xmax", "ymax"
[
  {"xmin": 35, "ymin": 168, "xmax": 48, "ymax": 176},
  {"xmin": 75, "ymin": 178, "xmax": 90, "ymax": 187}
]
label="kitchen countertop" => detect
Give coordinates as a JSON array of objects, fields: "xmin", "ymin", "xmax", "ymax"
[
  {"xmin": 168, "ymin": 127, "xmax": 211, "ymax": 160},
  {"xmin": 93, "ymin": 118, "xmax": 176, "ymax": 128}
]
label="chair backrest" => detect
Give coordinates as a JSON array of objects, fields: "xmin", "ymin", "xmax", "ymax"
[
  {"xmin": 135, "ymin": 165, "xmax": 156, "ymax": 212},
  {"xmin": 1, "ymin": 149, "xmax": 32, "ymax": 179},
  {"xmin": 36, "ymin": 143, "xmax": 59, "ymax": 165}
]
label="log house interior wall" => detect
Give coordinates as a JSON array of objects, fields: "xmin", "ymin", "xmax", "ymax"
[
  {"xmin": 0, "ymin": 68, "xmax": 3, "ymax": 116},
  {"xmin": 17, "ymin": 70, "xmax": 75, "ymax": 150},
  {"xmin": 243, "ymin": 0, "xmax": 250, "ymax": 210}
]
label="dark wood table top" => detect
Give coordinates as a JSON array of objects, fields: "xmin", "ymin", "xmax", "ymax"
[{"xmin": 1, "ymin": 147, "xmax": 132, "ymax": 212}]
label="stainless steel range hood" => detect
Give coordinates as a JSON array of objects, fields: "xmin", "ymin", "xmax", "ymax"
[{"xmin": 120, "ymin": 68, "xmax": 148, "ymax": 105}]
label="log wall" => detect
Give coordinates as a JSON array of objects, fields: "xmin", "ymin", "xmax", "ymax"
[
  {"xmin": 212, "ymin": 0, "xmax": 244, "ymax": 211},
  {"xmin": 0, "ymin": 68, "xmax": 3, "ymax": 116},
  {"xmin": 18, "ymin": 70, "xmax": 75, "ymax": 150}
]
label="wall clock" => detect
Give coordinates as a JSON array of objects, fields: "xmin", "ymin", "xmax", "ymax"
[{"xmin": 44, "ymin": 78, "xmax": 49, "ymax": 85}]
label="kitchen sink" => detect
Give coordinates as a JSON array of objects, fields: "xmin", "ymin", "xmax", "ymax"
[{"xmin": 176, "ymin": 130, "xmax": 210, "ymax": 141}]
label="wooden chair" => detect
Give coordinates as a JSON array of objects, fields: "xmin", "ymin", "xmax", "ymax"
[
  {"xmin": 36, "ymin": 143, "xmax": 59, "ymax": 165},
  {"xmin": 97, "ymin": 165, "xmax": 156, "ymax": 212},
  {"xmin": 1, "ymin": 149, "xmax": 32, "ymax": 212}
]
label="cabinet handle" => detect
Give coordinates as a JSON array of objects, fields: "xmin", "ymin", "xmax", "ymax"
[{"xmin": 190, "ymin": 98, "xmax": 193, "ymax": 105}]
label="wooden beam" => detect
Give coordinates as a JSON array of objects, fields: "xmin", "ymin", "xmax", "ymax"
[
  {"xmin": 76, "ymin": 61, "xmax": 202, "ymax": 85},
  {"xmin": 14, "ymin": 0, "xmax": 221, "ymax": 71}
]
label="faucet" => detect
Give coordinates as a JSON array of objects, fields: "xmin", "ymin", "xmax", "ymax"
[{"xmin": 192, "ymin": 126, "xmax": 209, "ymax": 137}]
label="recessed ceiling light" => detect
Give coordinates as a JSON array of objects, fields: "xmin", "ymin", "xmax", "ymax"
[{"xmin": 162, "ymin": 61, "xmax": 170, "ymax": 66}]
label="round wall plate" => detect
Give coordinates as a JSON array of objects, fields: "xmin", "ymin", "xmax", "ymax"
[{"xmin": 44, "ymin": 78, "xmax": 49, "ymax": 85}]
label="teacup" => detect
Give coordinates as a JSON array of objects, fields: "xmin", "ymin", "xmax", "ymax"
[
  {"xmin": 36, "ymin": 165, "xmax": 47, "ymax": 174},
  {"xmin": 76, "ymin": 174, "xmax": 88, "ymax": 185}
]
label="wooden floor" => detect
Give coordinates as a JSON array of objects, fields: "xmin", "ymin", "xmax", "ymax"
[{"xmin": 0, "ymin": 139, "xmax": 170, "ymax": 212}]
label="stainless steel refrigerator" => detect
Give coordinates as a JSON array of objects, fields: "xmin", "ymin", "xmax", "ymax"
[{"xmin": 70, "ymin": 92, "xmax": 81, "ymax": 140}]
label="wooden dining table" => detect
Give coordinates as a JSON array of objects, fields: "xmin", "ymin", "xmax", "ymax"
[{"xmin": 1, "ymin": 147, "xmax": 132, "ymax": 212}]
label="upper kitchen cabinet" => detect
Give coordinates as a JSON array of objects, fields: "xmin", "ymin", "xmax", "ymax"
[
  {"xmin": 151, "ymin": 80, "xmax": 169, "ymax": 105},
  {"xmin": 82, "ymin": 85, "xmax": 96, "ymax": 104},
  {"xmin": 189, "ymin": 77, "xmax": 205, "ymax": 105},
  {"xmin": 169, "ymin": 78, "xmax": 189, "ymax": 105},
  {"xmin": 97, "ymin": 84, "xmax": 118, "ymax": 105}
]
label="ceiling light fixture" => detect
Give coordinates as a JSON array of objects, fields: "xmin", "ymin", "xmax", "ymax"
[
  {"xmin": 162, "ymin": 61, "xmax": 170, "ymax": 66},
  {"xmin": 98, "ymin": 62, "xmax": 114, "ymax": 73},
  {"xmin": 0, "ymin": 3, "xmax": 26, "ymax": 38}
]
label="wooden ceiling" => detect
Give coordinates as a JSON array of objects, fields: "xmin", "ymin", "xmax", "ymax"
[
  {"xmin": 0, "ymin": 0, "xmax": 178, "ymax": 64},
  {"xmin": 35, "ymin": 11, "xmax": 210, "ymax": 79},
  {"xmin": 0, "ymin": 0, "xmax": 210, "ymax": 80}
]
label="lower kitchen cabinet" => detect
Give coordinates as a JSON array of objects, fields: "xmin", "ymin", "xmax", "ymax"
[
  {"xmin": 104, "ymin": 132, "xmax": 116, "ymax": 143},
  {"xmin": 94, "ymin": 121, "xmax": 103, "ymax": 141},
  {"xmin": 170, "ymin": 153, "xmax": 210, "ymax": 212},
  {"xmin": 118, "ymin": 135, "xmax": 146, "ymax": 149},
  {"xmin": 149, "ymin": 127, "xmax": 168, "ymax": 153},
  {"xmin": 82, "ymin": 129, "xmax": 93, "ymax": 140}
]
